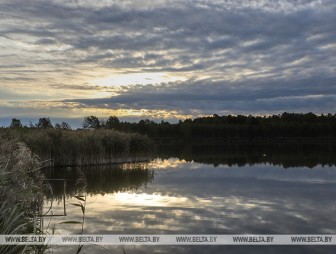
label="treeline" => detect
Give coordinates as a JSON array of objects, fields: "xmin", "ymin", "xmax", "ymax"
[
  {"xmin": 5, "ymin": 112, "xmax": 336, "ymax": 144},
  {"xmin": 67, "ymin": 113, "xmax": 336, "ymax": 141},
  {"xmin": 79, "ymin": 113, "xmax": 336, "ymax": 141},
  {"xmin": 120, "ymin": 113, "xmax": 336, "ymax": 140},
  {"xmin": 8, "ymin": 117, "xmax": 71, "ymax": 129}
]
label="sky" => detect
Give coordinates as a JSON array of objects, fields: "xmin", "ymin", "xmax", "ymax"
[{"xmin": 0, "ymin": 0, "xmax": 336, "ymax": 127}]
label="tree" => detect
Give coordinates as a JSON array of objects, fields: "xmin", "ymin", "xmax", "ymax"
[
  {"xmin": 82, "ymin": 116, "xmax": 100, "ymax": 129},
  {"xmin": 28, "ymin": 121, "xmax": 35, "ymax": 128},
  {"xmin": 106, "ymin": 116, "xmax": 120, "ymax": 129},
  {"xmin": 37, "ymin": 117, "xmax": 53, "ymax": 129},
  {"xmin": 9, "ymin": 118, "xmax": 22, "ymax": 128},
  {"xmin": 61, "ymin": 122, "xmax": 71, "ymax": 130},
  {"xmin": 54, "ymin": 122, "xmax": 72, "ymax": 130}
]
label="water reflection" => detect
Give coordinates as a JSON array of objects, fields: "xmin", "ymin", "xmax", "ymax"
[
  {"xmin": 156, "ymin": 143, "xmax": 336, "ymax": 168},
  {"xmin": 43, "ymin": 158, "xmax": 336, "ymax": 254},
  {"xmin": 43, "ymin": 162, "xmax": 154, "ymax": 198}
]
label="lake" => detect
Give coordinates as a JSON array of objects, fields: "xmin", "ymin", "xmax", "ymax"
[{"xmin": 42, "ymin": 145, "xmax": 336, "ymax": 254}]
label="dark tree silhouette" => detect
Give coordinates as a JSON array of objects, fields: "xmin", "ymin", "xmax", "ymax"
[
  {"xmin": 9, "ymin": 118, "xmax": 22, "ymax": 128},
  {"xmin": 105, "ymin": 116, "xmax": 120, "ymax": 129},
  {"xmin": 104, "ymin": 112, "xmax": 336, "ymax": 141},
  {"xmin": 37, "ymin": 117, "xmax": 53, "ymax": 129},
  {"xmin": 55, "ymin": 122, "xmax": 71, "ymax": 130},
  {"xmin": 82, "ymin": 116, "xmax": 101, "ymax": 129}
]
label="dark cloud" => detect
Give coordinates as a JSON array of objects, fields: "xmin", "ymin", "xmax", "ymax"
[
  {"xmin": 35, "ymin": 38, "xmax": 58, "ymax": 45},
  {"xmin": 49, "ymin": 84, "xmax": 110, "ymax": 91},
  {"xmin": 63, "ymin": 75, "xmax": 336, "ymax": 115}
]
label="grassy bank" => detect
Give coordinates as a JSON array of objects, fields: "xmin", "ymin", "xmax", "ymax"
[
  {"xmin": 0, "ymin": 138, "xmax": 46, "ymax": 253},
  {"xmin": 4, "ymin": 128, "xmax": 154, "ymax": 167}
]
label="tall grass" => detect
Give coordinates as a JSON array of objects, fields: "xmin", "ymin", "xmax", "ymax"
[
  {"xmin": 0, "ymin": 202, "xmax": 28, "ymax": 254},
  {"xmin": 0, "ymin": 137, "xmax": 46, "ymax": 253},
  {"xmin": 16, "ymin": 129, "xmax": 154, "ymax": 166}
]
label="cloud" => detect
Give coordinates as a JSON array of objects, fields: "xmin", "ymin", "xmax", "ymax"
[
  {"xmin": 63, "ymin": 75, "xmax": 336, "ymax": 116},
  {"xmin": 0, "ymin": 0, "xmax": 335, "ymax": 120}
]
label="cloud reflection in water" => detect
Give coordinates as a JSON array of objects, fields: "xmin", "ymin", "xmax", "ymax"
[{"xmin": 44, "ymin": 158, "xmax": 336, "ymax": 253}]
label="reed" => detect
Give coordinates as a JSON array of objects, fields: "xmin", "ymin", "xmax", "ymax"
[
  {"xmin": 0, "ymin": 137, "xmax": 46, "ymax": 253},
  {"xmin": 15, "ymin": 128, "xmax": 154, "ymax": 167},
  {"xmin": 0, "ymin": 202, "xmax": 28, "ymax": 254}
]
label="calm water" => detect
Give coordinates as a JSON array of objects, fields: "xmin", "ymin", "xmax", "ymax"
[{"xmin": 42, "ymin": 154, "xmax": 336, "ymax": 254}]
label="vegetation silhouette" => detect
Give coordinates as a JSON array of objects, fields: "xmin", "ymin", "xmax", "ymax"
[
  {"xmin": 6, "ymin": 112, "xmax": 336, "ymax": 142},
  {"xmin": 110, "ymin": 112, "xmax": 336, "ymax": 142}
]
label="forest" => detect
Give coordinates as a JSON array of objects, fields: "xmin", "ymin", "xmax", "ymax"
[
  {"xmin": 108, "ymin": 112, "xmax": 336, "ymax": 141},
  {"xmin": 4, "ymin": 112, "xmax": 336, "ymax": 142}
]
